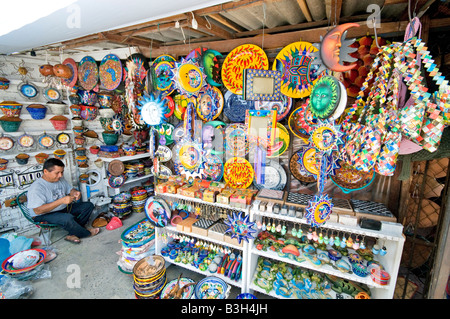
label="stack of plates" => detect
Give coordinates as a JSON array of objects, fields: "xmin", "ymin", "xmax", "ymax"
[
  {"xmin": 1, "ymin": 249, "xmax": 46, "ymax": 281},
  {"xmin": 133, "ymin": 255, "xmax": 166, "ymax": 299},
  {"xmin": 117, "ymin": 218, "xmax": 156, "ymax": 274},
  {"xmin": 112, "ymin": 192, "xmax": 132, "ymax": 218},
  {"xmin": 131, "ymin": 187, "xmax": 148, "ymax": 213}
]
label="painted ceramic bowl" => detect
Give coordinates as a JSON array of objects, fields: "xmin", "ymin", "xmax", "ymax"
[
  {"xmin": 78, "ymin": 90, "xmax": 97, "ymax": 106},
  {"xmin": 0, "ymin": 101, "xmax": 22, "ymax": 117},
  {"xmin": 26, "ymin": 104, "xmax": 47, "ymax": 120},
  {"xmin": 15, "ymin": 154, "xmax": 29, "ymax": 165},
  {"xmin": 194, "ymin": 276, "xmax": 229, "ymax": 299},
  {"xmin": 0, "ymin": 158, "xmax": 8, "ymax": 170},
  {"xmin": 35, "ymin": 153, "xmax": 49, "ymax": 164},
  {"xmin": 0, "ymin": 77, "xmax": 10, "ymax": 90},
  {"xmin": 0, "ymin": 116, "xmax": 22, "ymax": 132},
  {"xmin": 53, "ymin": 149, "xmax": 66, "ymax": 159},
  {"xmin": 80, "ymin": 105, "xmax": 98, "ymax": 121},
  {"xmin": 102, "ymin": 131, "xmax": 119, "ymax": 145},
  {"xmin": 69, "ymin": 104, "xmax": 82, "ymax": 116},
  {"xmin": 97, "ymin": 92, "xmax": 113, "ymax": 108},
  {"xmin": 75, "ymin": 155, "xmax": 88, "ymax": 166}
]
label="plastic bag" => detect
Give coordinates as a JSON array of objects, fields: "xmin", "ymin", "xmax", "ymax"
[{"xmin": 0, "ymin": 275, "xmax": 34, "ymax": 299}]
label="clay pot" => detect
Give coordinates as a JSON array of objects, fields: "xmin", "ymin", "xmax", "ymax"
[
  {"xmin": 39, "ymin": 64, "xmax": 54, "ymax": 77},
  {"xmin": 53, "ymin": 64, "xmax": 73, "ymax": 78},
  {"xmin": 35, "ymin": 153, "xmax": 49, "ymax": 164},
  {"xmin": 16, "ymin": 153, "xmax": 30, "ymax": 165}
]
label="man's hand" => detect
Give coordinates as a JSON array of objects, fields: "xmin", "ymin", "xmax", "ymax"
[
  {"xmin": 60, "ymin": 195, "xmax": 76, "ymax": 205},
  {"xmin": 69, "ymin": 189, "xmax": 81, "ymax": 201}
]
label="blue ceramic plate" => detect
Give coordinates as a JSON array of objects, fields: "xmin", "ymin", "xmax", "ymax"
[
  {"xmin": 194, "ymin": 276, "xmax": 228, "ymax": 299},
  {"xmin": 18, "ymin": 82, "xmax": 39, "ymax": 99},
  {"xmin": 223, "ymin": 90, "xmax": 255, "ymax": 123}
]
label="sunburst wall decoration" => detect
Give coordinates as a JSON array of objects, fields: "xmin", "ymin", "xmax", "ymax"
[
  {"xmin": 224, "ymin": 211, "xmax": 257, "ymax": 244},
  {"xmin": 137, "ymin": 92, "xmax": 169, "ymax": 126},
  {"xmin": 171, "ymin": 58, "xmax": 207, "ymax": 98}
]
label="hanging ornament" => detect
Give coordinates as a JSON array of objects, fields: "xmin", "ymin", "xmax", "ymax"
[
  {"xmin": 304, "ymin": 193, "xmax": 334, "ymax": 227},
  {"xmin": 171, "ymin": 58, "xmax": 207, "ymax": 98},
  {"xmin": 311, "ymin": 23, "xmax": 360, "ymax": 73},
  {"xmin": 137, "ymin": 92, "xmax": 169, "ymax": 126}
]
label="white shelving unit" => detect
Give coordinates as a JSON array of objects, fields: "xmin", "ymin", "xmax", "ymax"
[
  {"xmin": 247, "ymin": 199, "xmax": 405, "ymax": 299},
  {"xmin": 100, "ymin": 153, "xmax": 153, "ymax": 195},
  {"xmin": 154, "ymin": 192, "xmax": 251, "ymax": 294}
]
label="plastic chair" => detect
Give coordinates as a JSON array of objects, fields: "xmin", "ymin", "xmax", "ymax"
[{"xmin": 16, "ymin": 192, "xmax": 60, "ymax": 248}]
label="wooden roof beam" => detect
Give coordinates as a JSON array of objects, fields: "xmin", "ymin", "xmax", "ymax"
[
  {"xmin": 189, "ymin": 12, "xmax": 235, "ymax": 39},
  {"xmin": 296, "ymin": 0, "xmax": 313, "ymax": 22},
  {"xmin": 101, "ymin": 32, "xmax": 161, "ymax": 48}
]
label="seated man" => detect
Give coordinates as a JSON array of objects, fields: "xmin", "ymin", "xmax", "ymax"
[{"xmin": 27, "ymin": 158, "xmax": 99, "ymax": 244}]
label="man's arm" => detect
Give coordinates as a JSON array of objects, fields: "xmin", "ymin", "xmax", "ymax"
[{"xmin": 32, "ymin": 195, "xmax": 75, "ymax": 215}]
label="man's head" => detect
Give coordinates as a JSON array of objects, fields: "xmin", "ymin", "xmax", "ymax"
[{"xmin": 42, "ymin": 158, "xmax": 65, "ymax": 183}]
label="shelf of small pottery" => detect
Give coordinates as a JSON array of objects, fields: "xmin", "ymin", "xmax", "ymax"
[{"xmin": 161, "ymin": 255, "xmax": 244, "ymax": 289}]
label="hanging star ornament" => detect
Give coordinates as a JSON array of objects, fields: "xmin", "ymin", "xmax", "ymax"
[
  {"xmin": 224, "ymin": 211, "xmax": 257, "ymax": 244},
  {"xmin": 309, "ymin": 119, "xmax": 344, "ymax": 156},
  {"xmin": 304, "ymin": 193, "xmax": 334, "ymax": 227},
  {"xmin": 137, "ymin": 92, "xmax": 169, "ymax": 126},
  {"xmin": 170, "ymin": 57, "xmax": 207, "ymax": 98}
]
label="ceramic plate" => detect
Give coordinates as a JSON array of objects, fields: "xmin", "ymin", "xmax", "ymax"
[
  {"xmin": 151, "ymin": 164, "xmax": 172, "ymax": 180},
  {"xmin": 288, "ymin": 102, "xmax": 317, "ymax": 139},
  {"xmin": 223, "ymin": 90, "xmax": 255, "ymax": 123},
  {"xmin": 38, "ymin": 134, "xmax": 55, "ymax": 149},
  {"xmin": 155, "ymin": 145, "xmax": 172, "ymax": 162},
  {"xmin": 161, "ymin": 277, "xmax": 195, "ymax": 299},
  {"xmin": 253, "ymin": 160, "xmax": 287, "ymax": 191},
  {"xmin": 225, "ymin": 123, "xmax": 248, "ymax": 157},
  {"xmin": 0, "ymin": 136, "xmax": 14, "ymax": 151},
  {"xmin": 224, "ymin": 157, "xmax": 254, "ymax": 189},
  {"xmin": 173, "ymin": 141, "xmax": 203, "ymax": 171},
  {"xmin": 330, "ymin": 161, "xmax": 376, "ymax": 193},
  {"xmin": 196, "ymin": 86, "xmax": 223, "ymax": 121},
  {"xmin": 152, "ymin": 54, "xmax": 176, "ymax": 66},
  {"xmin": 194, "ymin": 276, "xmax": 228, "ymax": 299},
  {"xmin": 78, "ymin": 56, "xmax": 98, "ymax": 91},
  {"xmin": 99, "ymin": 54, "xmax": 122, "ymax": 91},
  {"xmin": 154, "ymin": 61, "xmax": 175, "ymax": 95},
  {"xmin": 61, "ymin": 58, "xmax": 78, "ymax": 88},
  {"xmin": 56, "ymin": 133, "xmax": 70, "ymax": 145},
  {"xmin": 221, "ymin": 44, "xmax": 269, "ymax": 95},
  {"xmin": 108, "ymin": 174, "xmax": 126, "ymax": 188},
  {"xmin": 174, "ymin": 61, "xmax": 205, "ymax": 96},
  {"xmin": 18, "ymin": 82, "xmax": 39, "ymax": 100},
  {"xmin": 273, "ymin": 41, "xmax": 320, "ymax": 98},
  {"xmin": 18, "ymin": 134, "xmax": 34, "ymax": 148},
  {"xmin": 173, "ymin": 94, "xmax": 196, "ymax": 120},
  {"xmin": 201, "ymin": 153, "xmax": 224, "ymax": 181},
  {"xmin": 289, "ymin": 151, "xmax": 316, "ymax": 185},
  {"xmin": 255, "ymin": 95, "xmax": 292, "ymax": 121},
  {"xmin": 163, "ymin": 96, "xmax": 175, "ymax": 118},
  {"xmin": 144, "ymin": 196, "xmax": 171, "ymax": 227},
  {"xmin": 43, "ymin": 87, "xmax": 62, "ymax": 102},
  {"xmin": 267, "ymin": 123, "xmax": 290, "ymax": 158}
]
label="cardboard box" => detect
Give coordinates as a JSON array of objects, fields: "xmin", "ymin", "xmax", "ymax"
[
  {"xmin": 230, "ymin": 194, "xmax": 247, "ymax": 209},
  {"xmin": 208, "ymin": 223, "xmax": 228, "ymax": 242},
  {"xmin": 203, "ymin": 189, "xmax": 218, "ymax": 203},
  {"xmin": 216, "ymin": 190, "xmax": 235, "ymax": 205}
]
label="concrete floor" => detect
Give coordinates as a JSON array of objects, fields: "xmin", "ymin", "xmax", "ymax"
[{"xmin": 24, "ymin": 212, "xmax": 270, "ymax": 299}]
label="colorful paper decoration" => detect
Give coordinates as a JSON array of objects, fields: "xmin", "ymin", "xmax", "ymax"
[
  {"xmin": 224, "ymin": 211, "xmax": 256, "ymax": 244},
  {"xmin": 273, "ymin": 41, "xmax": 320, "ymax": 98},
  {"xmin": 311, "ymin": 23, "xmax": 359, "ymax": 73},
  {"xmin": 222, "ymin": 44, "xmax": 269, "ymax": 95},
  {"xmin": 242, "ymin": 69, "xmax": 282, "ymax": 101}
]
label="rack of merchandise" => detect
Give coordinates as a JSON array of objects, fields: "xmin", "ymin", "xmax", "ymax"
[
  {"xmin": 246, "ymin": 199, "xmax": 405, "ymax": 299},
  {"xmin": 100, "ymin": 154, "xmax": 154, "ymax": 196},
  {"xmin": 153, "ymin": 192, "xmax": 251, "ymax": 294}
]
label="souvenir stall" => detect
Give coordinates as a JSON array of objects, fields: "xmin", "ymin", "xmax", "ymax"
[{"xmin": 1, "ymin": 2, "xmax": 449, "ymax": 300}]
